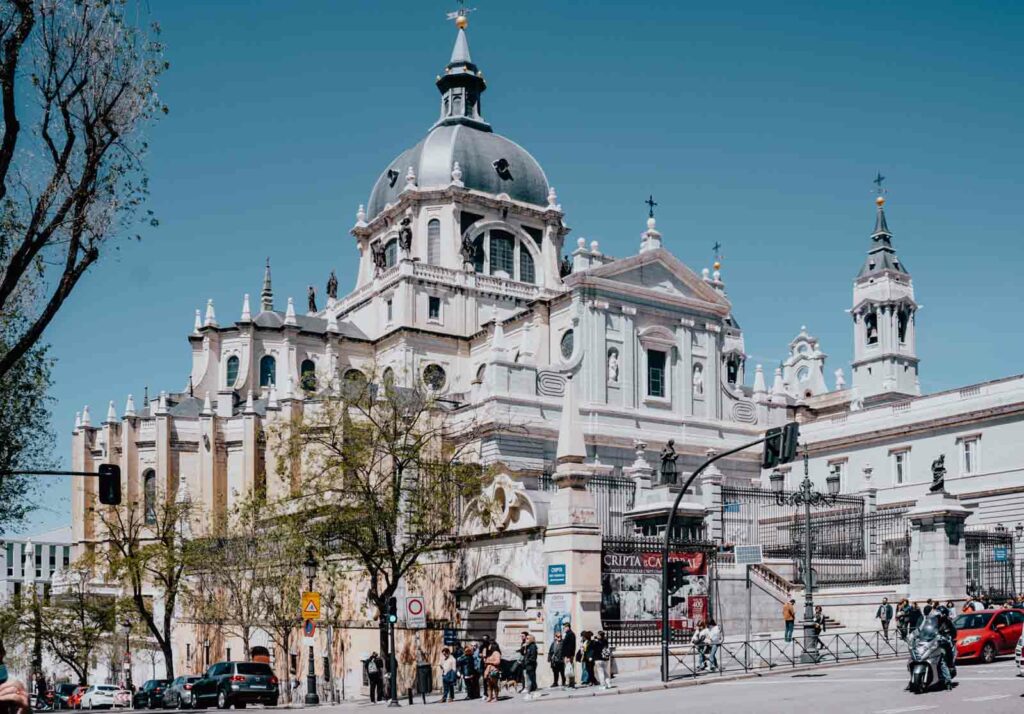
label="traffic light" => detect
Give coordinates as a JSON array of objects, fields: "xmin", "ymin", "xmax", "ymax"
[
  {"xmin": 97, "ymin": 463, "xmax": 121, "ymax": 505},
  {"xmin": 762, "ymin": 422, "xmax": 800, "ymax": 470},
  {"xmin": 666, "ymin": 559, "xmax": 689, "ymax": 593},
  {"xmin": 387, "ymin": 596, "xmax": 398, "ymax": 624}
]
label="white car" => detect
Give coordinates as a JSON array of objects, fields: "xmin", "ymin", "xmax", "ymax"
[{"xmin": 80, "ymin": 685, "xmax": 121, "ymax": 710}]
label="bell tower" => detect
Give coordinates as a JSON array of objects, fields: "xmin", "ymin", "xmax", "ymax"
[{"xmin": 850, "ymin": 187, "xmax": 920, "ymax": 405}]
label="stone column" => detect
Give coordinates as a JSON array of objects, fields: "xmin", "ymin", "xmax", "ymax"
[
  {"xmin": 908, "ymin": 490, "xmax": 972, "ymax": 601},
  {"xmin": 700, "ymin": 450, "xmax": 724, "ymax": 544},
  {"xmin": 622, "ymin": 439, "xmax": 654, "ymax": 506}
]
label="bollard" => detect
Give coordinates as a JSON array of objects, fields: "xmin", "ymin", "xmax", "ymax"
[{"xmin": 407, "ymin": 688, "xmax": 413, "ymax": 705}]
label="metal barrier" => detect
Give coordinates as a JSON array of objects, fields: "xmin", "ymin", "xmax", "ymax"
[{"xmin": 665, "ymin": 630, "xmax": 909, "ymax": 681}]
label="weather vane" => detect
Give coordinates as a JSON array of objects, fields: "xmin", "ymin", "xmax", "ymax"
[
  {"xmin": 712, "ymin": 242, "xmax": 723, "ymax": 270},
  {"xmin": 645, "ymin": 194, "xmax": 658, "ymax": 218},
  {"xmin": 872, "ymin": 171, "xmax": 887, "ymax": 196},
  {"xmin": 446, "ymin": 0, "xmax": 477, "ymax": 28}
]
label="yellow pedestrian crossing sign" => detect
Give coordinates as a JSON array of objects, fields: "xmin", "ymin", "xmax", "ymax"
[{"xmin": 301, "ymin": 591, "xmax": 321, "ymax": 620}]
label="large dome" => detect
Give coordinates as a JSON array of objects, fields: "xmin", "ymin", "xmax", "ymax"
[
  {"xmin": 367, "ymin": 123, "xmax": 549, "ymax": 220},
  {"xmin": 365, "ymin": 23, "xmax": 550, "ymax": 221}
]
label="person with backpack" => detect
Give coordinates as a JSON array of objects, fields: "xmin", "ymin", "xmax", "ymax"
[
  {"xmin": 365, "ymin": 653, "xmax": 384, "ymax": 703},
  {"xmin": 591, "ymin": 631, "xmax": 611, "ymax": 689},
  {"xmin": 548, "ymin": 630, "xmax": 565, "ymax": 688}
]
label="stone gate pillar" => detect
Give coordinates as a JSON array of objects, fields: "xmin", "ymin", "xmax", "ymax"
[{"xmin": 908, "ymin": 487, "xmax": 972, "ymax": 602}]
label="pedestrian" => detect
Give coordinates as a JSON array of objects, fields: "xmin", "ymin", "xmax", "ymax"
[
  {"xmin": 415, "ymin": 647, "xmax": 431, "ymax": 705},
  {"xmin": 813, "ymin": 606, "xmax": 826, "ymax": 649},
  {"xmin": 561, "ymin": 622, "xmax": 577, "ymax": 688},
  {"xmin": 691, "ymin": 619, "xmax": 710, "ymax": 670},
  {"xmin": 579, "ymin": 631, "xmax": 594, "ymax": 685},
  {"xmin": 458, "ymin": 646, "xmax": 480, "ymax": 700},
  {"xmin": 591, "ymin": 631, "xmax": 611, "ymax": 689},
  {"xmin": 706, "ymin": 619, "xmax": 724, "ymax": 672},
  {"xmin": 876, "ymin": 597, "xmax": 894, "ymax": 641},
  {"xmin": 945, "ymin": 600, "xmax": 956, "ymax": 612},
  {"xmin": 548, "ymin": 630, "xmax": 565, "ymax": 688},
  {"xmin": 522, "ymin": 635, "xmax": 538, "ymax": 699},
  {"xmin": 440, "ymin": 648, "xmax": 458, "ymax": 703},
  {"xmin": 895, "ymin": 598, "xmax": 909, "ymax": 640},
  {"xmin": 483, "ymin": 643, "xmax": 502, "ymax": 703},
  {"xmin": 782, "ymin": 598, "xmax": 796, "ymax": 642},
  {"xmin": 366, "ymin": 653, "xmax": 385, "ymax": 704},
  {"xmin": 515, "ymin": 632, "xmax": 529, "ymax": 693}
]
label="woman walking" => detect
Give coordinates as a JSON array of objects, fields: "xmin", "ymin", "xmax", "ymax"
[{"xmin": 483, "ymin": 643, "xmax": 502, "ymax": 702}]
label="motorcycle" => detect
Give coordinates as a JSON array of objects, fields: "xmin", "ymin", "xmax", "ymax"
[{"xmin": 906, "ymin": 619, "xmax": 956, "ymax": 694}]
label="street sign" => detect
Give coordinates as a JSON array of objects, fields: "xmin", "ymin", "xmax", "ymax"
[
  {"xmin": 995, "ymin": 547, "xmax": 1008, "ymax": 562},
  {"xmin": 735, "ymin": 544, "xmax": 764, "ymax": 567},
  {"xmin": 443, "ymin": 629, "xmax": 459, "ymax": 646},
  {"xmin": 301, "ymin": 591, "xmax": 322, "ymax": 620},
  {"xmin": 303, "ymin": 620, "xmax": 316, "ymax": 637},
  {"xmin": 723, "ymin": 502, "xmax": 741, "ymax": 514},
  {"xmin": 405, "ymin": 595, "xmax": 427, "ymax": 629},
  {"xmin": 547, "ymin": 564, "xmax": 566, "ymax": 585}
]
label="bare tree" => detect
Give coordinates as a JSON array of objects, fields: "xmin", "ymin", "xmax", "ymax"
[
  {"xmin": 0, "ymin": 0, "xmax": 166, "ymax": 378},
  {"xmin": 95, "ymin": 497, "xmax": 193, "ymax": 679},
  {"xmin": 39, "ymin": 564, "xmax": 116, "ymax": 684}
]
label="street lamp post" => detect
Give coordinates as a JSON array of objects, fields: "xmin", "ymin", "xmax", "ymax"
[
  {"xmin": 122, "ymin": 620, "xmax": 133, "ymax": 691},
  {"xmin": 1015, "ymin": 523, "xmax": 1024, "ymax": 596},
  {"xmin": 774, "ymin": 448, "xmax": 837, "ymax": 663},
  {"xmin": 203, "ymin": 639, "xmax": 210, "ymax": 670},
  {"xmin": 303, "ymin": 550, "xmax": 320, "ymax": 706}
]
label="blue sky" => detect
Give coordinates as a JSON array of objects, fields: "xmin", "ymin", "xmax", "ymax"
[{"xmin": 22, "ymin": 1, "xmax": 1024, "ymax": 534}]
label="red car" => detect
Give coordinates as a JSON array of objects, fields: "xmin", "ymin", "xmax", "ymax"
[
  {"xmin": 67, "ymin": 686, "xmax": 88, "ymax": 710},
  {"xmin": 954, "ymin": 608, "xmax": 1024, "ymax": 663}
]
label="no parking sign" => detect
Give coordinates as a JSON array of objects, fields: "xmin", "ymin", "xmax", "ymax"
[{"xmin": 406, "ymin": 595, "xmax": 427, "ymax": 629}]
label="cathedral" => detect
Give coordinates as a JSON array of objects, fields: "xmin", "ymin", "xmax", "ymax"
[{"xmin": 69, "ymin": 12, "xmax": 1024, "ymax": 688}]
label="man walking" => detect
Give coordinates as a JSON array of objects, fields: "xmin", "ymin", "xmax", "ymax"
[
  {"xmin": 561, "ymin": 622, "xmax": 577, "ymax": 688},
  {"xmin": 782, "ymin": 598, "xmax": 796, "ymax": 642},
  {"xmin": 876, "ymin": 597, "xmax": 894, "ymax": 641},
  {"xmin": 548, "ymin": 630, "xmax": 565, "ymax": 687}
]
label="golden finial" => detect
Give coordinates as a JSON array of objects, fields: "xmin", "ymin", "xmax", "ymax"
[
  {"xmin": 713, "ymin": 261, "xmax": 721, "ymax": 271},
  {"xmin": 447, "ymin": 2, "xmax": 476, "ymax": 29},
  {"xmin": 456, "ymin": 14, "xmax": 468, "ymax": 29},
  {"xmin": 876, "ymin": 195, "xmax": 886, "ymax": 207}
]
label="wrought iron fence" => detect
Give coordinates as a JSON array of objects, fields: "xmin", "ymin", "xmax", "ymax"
[
  {"xmin": 540, "ymin": 472, "xmax": 637, "ymax": 537},
  {"xmin": 966, "ymin": 529, "xmax": 1016, "ymax": 600},
  {"xmin": 791, "ymin": 508, "xmax": 911, "ymax": 587}
]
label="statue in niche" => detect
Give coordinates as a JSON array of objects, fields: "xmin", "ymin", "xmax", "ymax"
[
  {"xmin": 460, "ymin": 233, "xmax": 476, "ymax": 264},
  {"xmin": 929, "ymin": 454, "xmax": 947, "ymax": 494},
  {"xmin": 660, "ymin": 439, "xmax": 678, "ymax": 485},
  {"xmin": 398, "ymin": 217, "xmax": 413, "ymax": 252},
  {"xmin": 326, "ymin": 270, "xmax": 338, "ymax": 300},
  {"xmin": 307, "ymin": 286, "xmax": 317, "ymax": 313},
  {"xmin": 559, "ymin": 255, "xmax": 572, "ymax": 278},
  {"xmin": 371, "ymin": 241, "xmax": 387, "ymax": 271},
  {"xmin": 607, "ymin": 349, "xmax": 619, "ymax": 382},
  {"xmin": 692, "ymin": 363, "xmax": 705, "ymax": 398}
]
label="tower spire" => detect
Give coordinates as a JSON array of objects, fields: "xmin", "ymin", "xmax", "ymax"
[
  {"xmin": 435, "ymin": 7, "xmax": 489, "ymax": 131},
  {"xmin": 857, "ymin": 182, "xmax": 907, "ymax": 279},
  {"xmin": 261, "ymin": 257, "xmax": 274, "ymax": 311}
]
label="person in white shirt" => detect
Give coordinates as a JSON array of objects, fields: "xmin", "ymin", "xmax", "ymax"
[
  {"xmin": 707, "ymin": 619, "xmax": 724, "ymax": 672},
  {"xmin": 439, "ymin": 648, "xmax": 458, "ymax": 703}
]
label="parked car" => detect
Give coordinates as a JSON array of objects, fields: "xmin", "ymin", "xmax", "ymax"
[
  {"xmin": 163, "ymin": 676, "xmax": 202, "ymax": 709},
  {"xmin": 1015, "ymin": 630, "xmax": 1023, "ymax": 675},
  {"xmin": 55, "ymin": 683, "xmax": 80, "ymax": 709},
  {"xmin": 954, "ymin": 608, "xmax": 1024, "ymax": 663},
  {"xmin": 191, "ymin": 661, "xmax": 279, "ymax": 709},
  {"xmin": 112, "ymin": 690, "xmax": 131, "ymax": 708},
  {"xmin": 80, "ymin": 685, "xmax": 121, "ymax": 710},
  {"xmin": 133, "ymin": 679, "xmax": 172, "ymax": 709},
  {"xmin": 67, "ymin": 686, "xmax": 88, "ymax": 710}
]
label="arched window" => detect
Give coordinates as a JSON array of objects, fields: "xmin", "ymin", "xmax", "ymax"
[
  {"xmin": 259, "ymin": 355, "xmax": 276, "ymax": 387},
  {"xmin": 469, "ymin": 228, "xmax": 538, "ymax": 284},
  {"xmin": 143, "ymin": 470, "xmax": 157, "ymax": 525},
  {"xmin": 384, "ymin": 239, "xmax": 398, "ymax": 268},
  {"xmin": 475, "ymin": 364, "xmax": 486, "ymax": 384},
  {"xmin": 225, "ymin": 355, "xmax": 239, "ymax": 388},
  {"xmin": 382, "ymin": 367, "xmax": 395, "ymax": 389},
  {"xmin": 865, "ymin": 312, "xmax": 879, "ymax": 346},
  {"xmin": 342, "ymin": 368, "xmax": 368, "ymax": 400},
  {"xmin": 300, "ymin": 359, "xmax": 317, "ymax": 393},
  {"xmin": 897, "ymin": 308, "xmax": 910, "ymax": 343},
  {"xmin": 427, "ymin": 219, "xmax": 441, "ymax": 265}
]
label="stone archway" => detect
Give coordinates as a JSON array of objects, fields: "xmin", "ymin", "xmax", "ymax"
[{"xmin": 462, "ymin": 576, "xmax": 526, "ymax": 645}]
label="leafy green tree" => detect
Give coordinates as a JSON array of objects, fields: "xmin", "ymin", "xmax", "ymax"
[{"xmin": 0, "ymin": 0, "xmax": 167, "ymax": 379}]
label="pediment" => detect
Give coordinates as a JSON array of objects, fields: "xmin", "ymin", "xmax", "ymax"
[{"xmin": 568, "ymin": 249, "xmax": 730, "ymax": 315}]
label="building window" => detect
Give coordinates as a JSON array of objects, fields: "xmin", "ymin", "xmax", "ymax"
[
  {"xmin": 469, "ymin": 228, "xmax": 538, "ymax": 284},
  {"xmin": 489, "ymin": 231, "xmax": 515, "ymax": 277},
  {"xmin": 34, "ymin": 549, "xmax": 41, "ymax": 578},
  {"xmin": 386, "ymin": 298, "xmax": 393, "ymax": 323},
  {"xmin": 423, "ymin": 364, "xmax": 447, "ymax": 392},
  {"xmin": 961, "ymin": 437, "xmax": 980, "ymax": 475},
  {"xmin": 226, "ymin": 647, "xmax": 232, "ymax": 662},
  {"xmin": 300, "ymin": 359, "xmax": 317, "ymax": 393},
  {"xmin": 897, "ymin": 308, "xmax": 910, "ymax": 343},
  {"xmin": 647, "ymin": 350, "xmax": 666, "ymax": 398},
  {"xmin": 382, "ymin": 367, "xmax": 395, "ymax": 389},
  {"xmin": 519, "ymin": 249, "xmax": 535, "ymax": 284},
  {"xmin": 226, "ymin": 355, "xmax": 240, "ymax": 388},
  {"xmin": 560, "ymin": 330, "xmax": 574, "ymax": 360},
  {"xmin": 893, "ymin": 450, "xmax": 908, "ymax": 485},
  {"xmin": 384, "ymin": 239, "xmax": 397, "ymax": 268},
  {"xmin": 187, "ymin": 644, "xmax": 192, "ymax": 662},
  {"xmin": 143, "ymin": 469, "xmax": 157, "ymax": 525},
  {"xmin": 474, "ymin": 364, "xmax": 486, "ymax": 384},
  {"xmin": 828, "ymin": 461, "xmax": 847, "ymax": 493},
  {"xmin": 865, "ymin": 311, "xmax": 879, "ymax": 346},
  {"xmin": 428, "ymin": 296, "xmax": 441, "ymax": 322},
  {"xmin": 62, "ymin": 546, "xmax": 70, "ymax": 569},
  {"xmin": 6, "ymin": 543, "xmax": 12, "ymax": 577},
  {"xmin": 427, "ymin": 219, "xmax": 441, "ymax": 265},
  {"xmin": 48, "ymin": 545, "xmax": 56, "ymax": 573},
  {"xmin": 259, "ymin": 355, "xmax": 276, "ymax": 387}
]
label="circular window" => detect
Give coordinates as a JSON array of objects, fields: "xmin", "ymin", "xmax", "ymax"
[
  {"xmin": 423, "ymin": 364, "xmax": 447, "ymax": 391},
  {"xmin": 798, "ymin": 344, "xmax": 810, "ymax": 354},
  {"xmin": 797, "ymin": 367, "xmax": 810, "ymax": 382},
  {"xmin": 560, "ymin": 330, "xmax": 574, "ymax": 360}
]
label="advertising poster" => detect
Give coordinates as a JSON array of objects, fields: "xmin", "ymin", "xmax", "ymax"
[
  {"xmin": 600, "ymin": 548, "xmax": 710, "ymax": 635},
  {"xmin": 545, "ymin": 593, "xmax": 572, "ymax": 640}
]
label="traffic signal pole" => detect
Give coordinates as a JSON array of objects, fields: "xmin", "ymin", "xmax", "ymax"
[
  {"xmin": 0, "ymin": 466, "xmax": 122, "ymax": 504},
  {"xmin": 659, "ymin": 434, "xmax": 771, "ymax": 682}
]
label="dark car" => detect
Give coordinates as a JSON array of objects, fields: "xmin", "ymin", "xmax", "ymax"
[
  {"xmin": 163, "ymin": 676, "xmax": 202, "ymax": 709},
  {"xmin": 191, "ymin": 662, "xmax": 279, "ymax": 709},
  {"xmin": 133, "ymin": 679, "xmax": 172, "ymax": 709},
  {"xmin": 55, "ymin": 684, "xmax": 79, "ymax": 710}
]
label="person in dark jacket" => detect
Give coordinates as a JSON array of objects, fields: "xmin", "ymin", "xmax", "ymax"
[
  {"xmin": 580, "ymin": 631, "xmax": 595, "ymax": 685},
  {"xmin": 522, "ymin": 635, "xmax": 539, "ymax": 699},
  {"xmin": 876, "ymin": 597, "xmax": 894, "ymax": 641},
  {"xmin": 365, "ymin": 653, "xmax": 385, "ymax": 703},
  {"xmin": 457, "ymin": 646, "xmax": 480, "ymax": 700},
  {"xmin": 561, "ymin": 623, "xmax": 577, "ymax": 688},
  {"xmin": 548, "ymin": 631, "xmax": 565, "ymax": 687},
  {"xmin": 591, "ymin": 631, "xmax": 611, "ymax": 689}
]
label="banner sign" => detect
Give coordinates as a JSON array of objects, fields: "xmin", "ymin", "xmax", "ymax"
[{"xmin": 600, "ymin": 547, "xmax": 709, "ymax": 634}]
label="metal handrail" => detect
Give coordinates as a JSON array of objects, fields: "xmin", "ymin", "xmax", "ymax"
[{"xmin": 665, "ymin": 629, "xmax": 909, "ymax": 681}]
